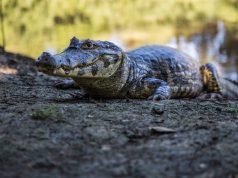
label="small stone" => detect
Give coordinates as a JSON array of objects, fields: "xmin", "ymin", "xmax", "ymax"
[
  {"xmin": 149, "ymin": 126, "xmax": 176, "ymax": 133},
  {"xmin": 151, "ymin": 107, "xmax": 164, "ymax": 114},
  {"xmin": 151, "ymin": 102, "xmax": 166, "ymax": 114},
  {"xmin": 87, "ymin": 115, "xmax": 94, "ymax": 118},
  {"xmin": 199, "ymin": 163, "xmax": 206, "ymax": 169},
  {"xmin": 101, "ymin": 145, "xmax": 111, "ymax": 151}
]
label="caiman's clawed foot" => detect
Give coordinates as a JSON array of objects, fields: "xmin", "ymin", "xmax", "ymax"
[
  {"xmin": 148, "ymin": 93, "xmax": 169, "ymax": 101},
  {"xmin": 54, "ymin": 79, "xmax": 80, "ymax": 89},
  {"xmin": 197, "ymin": 92, "xmax": 224, "ymax": 100}
]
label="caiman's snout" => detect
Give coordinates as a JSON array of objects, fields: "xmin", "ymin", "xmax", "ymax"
[{"xmin": 35, "ymin": 52, "xmax": 57, "ymax": 69}]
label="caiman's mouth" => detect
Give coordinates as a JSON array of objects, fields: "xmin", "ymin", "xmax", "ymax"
[
  {"xmin": 38, "ymin": 55, "xmax": 121, "ymax": 78},
  {"xmin": 38, "ymin": 57, "xmax": 100, "ymax": 75}
]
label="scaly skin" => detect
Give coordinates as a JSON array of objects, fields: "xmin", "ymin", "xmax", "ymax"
[{"xmin": 36, "ymin": 37, "xmax": 238, "ymax": 100}]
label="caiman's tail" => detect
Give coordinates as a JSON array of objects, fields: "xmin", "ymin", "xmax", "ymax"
[{"xmin": 220, "ymin": 78, "xmax": 238, "ymax": 99}]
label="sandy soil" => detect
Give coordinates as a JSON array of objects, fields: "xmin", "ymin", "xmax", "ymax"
[{"xmin": 0, "ymin": 51, "xmax": 238, "ymax": 178}]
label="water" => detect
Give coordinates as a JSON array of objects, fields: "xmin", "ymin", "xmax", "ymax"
[
  {"xmin": 108, "ymin": 21, "xmax": 238, "ymax": 79},
  {"xmin": 166, "ymin": 21, "xmax": 238, "ymax": 80}
]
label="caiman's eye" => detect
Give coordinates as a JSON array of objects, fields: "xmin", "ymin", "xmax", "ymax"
[{"xmin": 81, "ymin": 41, "xmax": 96, "ymax": 49}]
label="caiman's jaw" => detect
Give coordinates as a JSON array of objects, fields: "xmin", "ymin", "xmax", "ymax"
[
  {"xmin": 35, "ymin": 52, "xmax": 100, "ymax": 76},
  {"xmin": 53, "ymin": 54, "xmax": 122, "ymax": 78}
]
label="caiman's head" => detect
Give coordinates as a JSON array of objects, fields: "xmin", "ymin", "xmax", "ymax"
[{"xmin": 36, "ymin": 37, "xmax": 124, "ymax": 78}]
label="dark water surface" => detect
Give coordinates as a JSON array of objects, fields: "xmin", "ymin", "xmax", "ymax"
[{"xmin": 166, "ymin": 21, "xmax": 238, "ymax": 79}]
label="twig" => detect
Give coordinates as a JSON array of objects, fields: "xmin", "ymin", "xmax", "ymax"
[{"xmin": 0, "ymin": 0, "xmax": 6, "ymax": 51}]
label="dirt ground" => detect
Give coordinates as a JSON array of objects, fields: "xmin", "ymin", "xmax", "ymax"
[{"xmin": 0, "ymin": 51, "xmax": 238, "ymax": 178}]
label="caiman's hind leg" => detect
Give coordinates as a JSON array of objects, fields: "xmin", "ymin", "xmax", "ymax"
[{"xmin": 199, "ymin": 63, "xmax": 223, "ymax": 99}]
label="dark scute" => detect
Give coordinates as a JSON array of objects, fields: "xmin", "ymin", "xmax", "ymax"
[
  {"xmin": 66, "ymin": 58, "xmax": 71, "ymax": 65},
  {"xmin": 91, "ymin": 65, "xmax": 98, "ymax": 76},
  {"xmin": 103, "ymin": 59, "xmax": 110, "ymax": 68},
  {"xmin": 81, "ymin": 58, "xmax": 87, "ymax": 65}
]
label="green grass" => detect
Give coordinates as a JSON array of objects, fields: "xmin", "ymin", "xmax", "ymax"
[{"xmin": 30, "ymin": 104, "xmax": 65, "ymax": 122}]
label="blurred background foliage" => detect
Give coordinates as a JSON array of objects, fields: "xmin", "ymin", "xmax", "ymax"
[{"xmin": 0, "ymin": 0, "xmax": 238, "ymax": 78}]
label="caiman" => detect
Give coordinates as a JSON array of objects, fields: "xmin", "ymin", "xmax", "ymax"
[{"xmin": 36, "ymin": 37, "xmax": 238, "ymax": 100}]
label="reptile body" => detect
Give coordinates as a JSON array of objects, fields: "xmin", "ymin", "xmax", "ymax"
[{"xmin": 36, "ymin": 37, "xmax": 238, "ymax": 100}]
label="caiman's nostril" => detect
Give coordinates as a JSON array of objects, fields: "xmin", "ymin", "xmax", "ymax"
[{"xmin": 35, "ymin": 57, "xmax": 42, "ymax": 66}]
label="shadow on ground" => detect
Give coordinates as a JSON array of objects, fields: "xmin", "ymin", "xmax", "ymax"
[{"xmin": 0, "ymin": 51, "xmax": 238, "ymax": 178}]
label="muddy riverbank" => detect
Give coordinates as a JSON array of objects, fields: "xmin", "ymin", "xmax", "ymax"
[{"xmin": 0, "ymin": 51, "xmax": 238, "ymax": 178}]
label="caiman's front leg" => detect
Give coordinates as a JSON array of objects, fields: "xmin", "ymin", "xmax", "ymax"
[
  {"xmin": 54, "ymin": 79, "xmax": 88, "ymax": 98},
  {"xmin": 54, "ymin": 79, "xmax": 80, "ymax": 89},
  {"xmin": 142, "ymin": 78, "xmax": 171, "ymax": 100}
]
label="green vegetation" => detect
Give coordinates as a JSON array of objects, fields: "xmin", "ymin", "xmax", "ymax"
[
  {"xmin": 1, "ymin": 0, "xmax": 238, "ymax": 57},
  {"xmin": 30, "ymin": 104, "xmax": 65, "ymax": 122}
]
